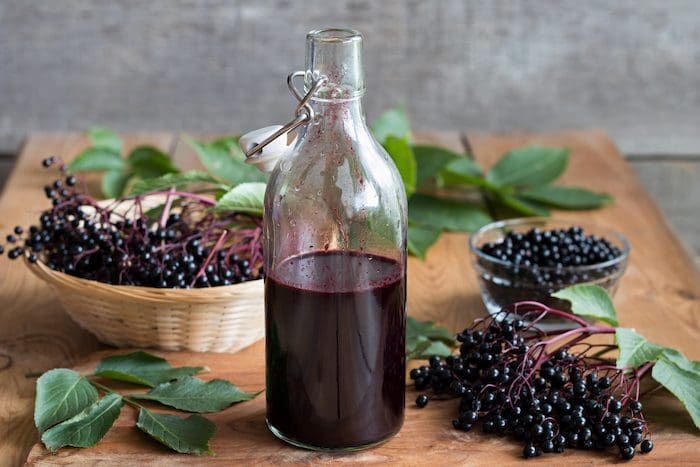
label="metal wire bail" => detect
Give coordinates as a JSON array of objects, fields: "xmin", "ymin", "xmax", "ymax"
[{"xmin": 244, "ymin": 71, "xmax": 327, "ymax": 158}]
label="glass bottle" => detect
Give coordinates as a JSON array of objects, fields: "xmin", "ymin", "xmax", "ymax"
[{"xmin": 263, "ymin": 29, "xmax": 407, "ymax": 451}]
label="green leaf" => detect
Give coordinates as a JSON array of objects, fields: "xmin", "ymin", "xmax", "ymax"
[
  {"xmin": 519, "ymin": 185, "xmax": 613, "ymax": 209},
  {"xmin": 187, "ymin": 136, "xmax": 267, "ymax": 186},
  {"xmin": 88, "ymin": 127, "xmax": 122, "ymax": 153},
  {"xmin": 41, "ymin": 393, "xmax": 123, "ymax": 451},
  {"xmin": 68, "ymin": 147, "xmax": 125, "ymax": 172},
  {"xmin": 407, "ymin": 224, "xmax": 442, "ymax": 259},
  {"xmin": 129, "ymin": 171, "xmax": 222, "ymax": 195},
  {"xmin": 94, "ymin": 351, "xmax": 206, "ymax": 388},
  {"xmin": 652, "ymin": 352, "xmax": 700, "ymax": 429},
  {"xmin": 440, "ymin": 158, "xmax": 491, "ymax": 188},
  {"xmin": 658, "ymin": 348, "xmax": 700, "ymax": 374},
  {"xmin": 131, "ymin": 376, "xmax": 257, "ymax": 413},
  {"xmin": 101, "ymin": 170, "xmax": 132, "ymax": 198},
  {"xmin": 371, "ymin": 107, "xmax": 411, "ymax": 144},
  {"xmin": 127, "ymin": 146, "xmax": 179, "ymax": 179},
  {"xmin": 383, "ymin": 136, "xmax": 417, "ymax": 197},
  {"xmin": 136, "ymin": 408, "xmax": 215, "ymax": 455},
  {"xmin": 496, "ymin": 193, "xmax": 551, "ymax": 217},
  {"xmin": 213, "ymin": 182, "xmax": 266, "ymax": 216},
  {"xmin": 406, "ymin": 316, "xmax": 456, "ymax": 360},
  {"xmin": 551, "ymin": 284, "xmax": 619, "ymax": 326},
  {"xmin": 34, "ymin": 369, "xmax": 99, "ymax": 433},
  {"xmin": 408, "ymin": 194, "xmax": 491, "ymax": 232},
  {"xmin": 615, "ymin": 328, "xmax": 666, "ymax": 369},
  {"xmin": 486, "ymin": 146, "xmax": 569, "ymax": 188},
  {"xmin": 412, "ymin": 145, "xmax": 463, "ymax": 185}
]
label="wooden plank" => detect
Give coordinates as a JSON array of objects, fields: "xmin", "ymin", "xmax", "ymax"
[
  {"xmin": 0, "ymin": 133, "xmax": 176, "ymax": 467},
  {"xmin": 1, "ymin": 130, "xmax": 697, "ymax": 465}
]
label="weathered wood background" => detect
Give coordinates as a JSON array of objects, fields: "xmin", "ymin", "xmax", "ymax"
[{"xmin": 0, "ymin": 0, "xmax": 698, "ymax": 256}]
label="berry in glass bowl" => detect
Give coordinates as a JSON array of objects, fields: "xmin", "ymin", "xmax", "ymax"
[{"xmin": 468, "ymin": 218, "xmax": 629, "ymax": 329}]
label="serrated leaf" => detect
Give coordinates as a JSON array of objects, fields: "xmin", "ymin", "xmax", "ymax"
[
  {"xmin": 615, "ymin": 328, "xmax": 666, "ymax": 369},
  {"xmin": 88, "ymin": 127, "xmax": 122, "ymax": 153},
  {"xmin": 213, "ymin": 182, "xmax": 266, "ymax": 216},
  {"xmin": 129, "ymin": 171, "xmax": 221, "ymax": 195},
  {"xmin": 131, "ymin": 376, "xmax": 257, "ymax": 413},
  {"xmin": 497, "ymin": 193, "xmax": 551, "ymax": 217},
  {"xmin": 68, "ymin": 147, "xmax": 125, "ymax": 172},
  {"xmin": 34, "ymin": 369, "xmax": 99, "ymax": 433},
  {"xmin": 519, "ymin": 185, "xmax": 613, "ymax": 209},
  {"xmin": 371, "ymin": 107, "xmax": 411, "ymax": 144},
  {"xmin": 187, "ymin": 136, "xmax": 267, "ymax": 186},
  {"xmin": 41, "ymin": 393, "xmax": 123, "ymax": 451},
  {"xmin": 652, "ymin": 353, "xmax": 700, "ymax": 429},
  {"xmin": 551, "ymin": 284, "xmax": 619, "ymax": 326},
  {"xmin": 101, "ymin": 169, "xmax": 132, "ymax": 198},
  {"xmin": 127, "ymin": 146, "xmax": 179, "ymax": 179},
  {"xmin": 408, "ymin": 194, "xmax": 491, "ymax": 232},
  {"xmin": 486, "ymin": 146, "xmax": 569, "ymax": 188},
  {"xmin": 137, "ymin": 408, "xmax": 215, "ymax": 455},
  {"xmin": 658, "ymin": 348, "xmax": 700, "ymax": 374},
  {"xmin": 407, "ymin": 224, "xmax": 441, "ymax": 259},
  {"xmin": 383, "ymin": 136, "xmax": 416, "ymax": 197},
  {"xmin": 412, "ymin": 145, "xmax": 462, "ymax": 185},
  {"xmin": 94, "ymin": 351, "xmax": 206, "ymax": 388},
  {"xmin": 406, "ymin": 339, "xmax": 433, "ymax": 360}
]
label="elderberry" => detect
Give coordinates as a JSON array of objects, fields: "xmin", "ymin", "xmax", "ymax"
[
  {"xmin": 409, "ymin": 306, "xmax": 653, "ymax": 461},
  {"xmin": 1, "ymin": 158, "xmax": 264, "ymax": 289}
]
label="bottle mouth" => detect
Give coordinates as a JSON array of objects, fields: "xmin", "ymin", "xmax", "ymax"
[
  {"xmin": 305, "ymin": 28, "xmax": 365, "ymax": 101},
  {"xmin": 307, "ymin": 28, "xmax": 362, "ymax": 44}
]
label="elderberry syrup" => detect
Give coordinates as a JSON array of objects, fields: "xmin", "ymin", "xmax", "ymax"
[
  {"xmin": 261, "ymin": 29, "xmax": 408, "ymax": 450},
  {"xmin": 265, "ymin": 251, "xmax": 405, "ymax": 449}
]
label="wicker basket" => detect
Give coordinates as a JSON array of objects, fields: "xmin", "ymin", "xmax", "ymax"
[{"xmin": 27, "ymin": 259, "xmax": 265, "ymax": 353}]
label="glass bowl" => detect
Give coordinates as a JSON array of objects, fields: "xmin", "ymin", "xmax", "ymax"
[{"xmin": 468, "ymin": 218, "xmax": 630, "ymax": 329}]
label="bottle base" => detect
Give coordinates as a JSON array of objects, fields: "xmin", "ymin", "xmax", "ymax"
[{"xmin": 266, "ymin": 419, "xmax": 400, "ymax": 452}]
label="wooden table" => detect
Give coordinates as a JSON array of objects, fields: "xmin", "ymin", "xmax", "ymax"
[{"xmin": 0, "ymin": 131, "xmax": 698, "ymax": 466}]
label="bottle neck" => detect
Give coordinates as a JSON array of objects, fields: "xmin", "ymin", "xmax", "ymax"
[{"xmin": 304, "ymin": 96, "xmax": 369, "ymax": 140}]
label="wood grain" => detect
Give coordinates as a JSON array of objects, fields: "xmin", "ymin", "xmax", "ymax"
[{"xmin": 0, "ymin": 131, "xmax": 696, "ymax": 466}]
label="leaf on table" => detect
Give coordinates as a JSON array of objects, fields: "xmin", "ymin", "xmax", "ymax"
[
  {"xmin": 551, "ymin": 284, "xmax": 619, "ymax": 326},
  {"xmin": 519, "ymin": 185, "xmax": 613, "ymax": 209},
  {"xmin": 496, "ymin": 193, "xmax": 551, "ymax": 217},
  {"xmin": 412, "ymin": 145, "xmax": 462, "ymax": 186},
  {"xmin": 615, "ymin": 328, "xmax": 666, "ymax": 369},
  {"xmin": 34, "ymin": 368, "xmax": 99, "ymax": 433},
  {"xmin": 214, "ymin": 182, "xmax": 266, "ymax": 216},
  {"xmin": 101, "ymin": 169, "xmax": 132, "ymax": 198},
  {"xmin": 130, "ymin": 171, "xmax": 222, "ymax": 195},
  {"xmin": 88, "ymin": 127, "xmax": 123, "ymax": 154},
  {"xmin": 68, "ymin": 147, "xmax": 125, "ymax": 172},
  {"xmin": 94, "ymin": 351, "xmax": 207, "ymax": 388},
  {"xmin": 371, "ymin": 107, "xmax": 411, "ymax": 144},
  {"xmin": 127, "ymin": 146, "xmax": 180, "ymax": 179},
  {"xmin": 383, "ymin": 136, "xmax": 417, "ymax": 197},
  {"xmin": 41, "ymin": 393, "xmax": 123, "ymax": 451},
  {"xmin": 187, "ymin": 136, "xmax": 268, "ymax": 186},
  {"xmin": 137, "ymin": 408, "xmax": 216, "ymax": 455},
  {"xmin": 406, "ymin": 316, "xmax": 456, "ymax": 360},
  {"xmin": 651, "ymin": 351, "xmax": 700, "ymax": 430},
  {"xmin": 408, "ymin": 194, "xmax": 491, "ymax": 232},
  {"xmin": 407, "ymin": 224, "xmax": 442, "ymax": 259},
  {"xmin": 131, "ymin": 376, "xmax": 258, "ymax": 413},
  {"xmin": 486, "ymin": 146, "xmax": 569, "ymax": 188}
]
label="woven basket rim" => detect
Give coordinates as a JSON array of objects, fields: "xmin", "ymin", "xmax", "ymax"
[{"xmin": 25, "ymin": 257, "xmax": 263, "ymax": 304}]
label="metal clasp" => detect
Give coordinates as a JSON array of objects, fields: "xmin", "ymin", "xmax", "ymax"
[{"xmin": 242, "ymin": 71, "xmax": 327, "ymax": 160}]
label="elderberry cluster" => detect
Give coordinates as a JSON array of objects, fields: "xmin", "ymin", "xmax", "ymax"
[
  {"xmin": 1, "ymin": 157, "xmax": 263, "ymax": 288},
  {"xmin": 410, "ymin": 315, "xmax": 653, "ymax": 460}
]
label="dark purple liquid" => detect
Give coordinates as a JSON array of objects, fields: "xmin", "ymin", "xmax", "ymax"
[{"xmin": 265, "ymin": 250, "xmax": 406, "ymax": 449}]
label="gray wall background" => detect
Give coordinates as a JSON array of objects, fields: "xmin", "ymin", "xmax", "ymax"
[{"xmin": 0, "ymin": 0, "xmax": 698, "ymax": 257}]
